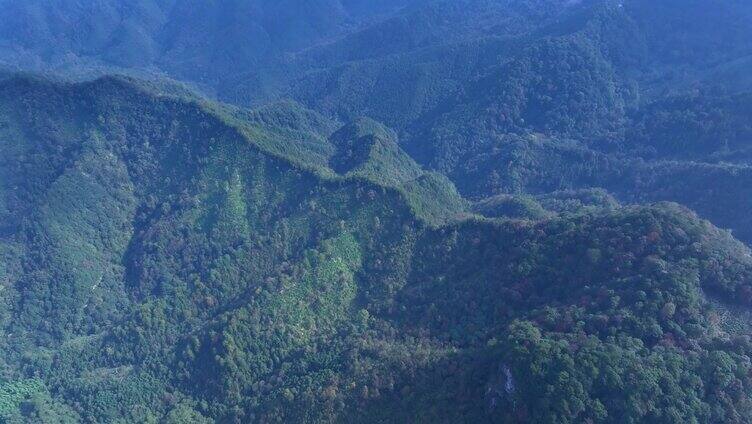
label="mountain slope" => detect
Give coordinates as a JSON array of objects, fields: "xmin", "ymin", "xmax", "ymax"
[
  {"xmin": 1, "ymin": 75, "xmax": 752, "ymax": 423},
  {"xmin": 2, "ymin": 0, "xmax": 752, "ymax": 248}
]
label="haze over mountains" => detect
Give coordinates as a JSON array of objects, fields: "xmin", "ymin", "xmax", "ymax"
[
  {"xmin": 1, "ymin": 0, "xmax": 752, "ymax": 423},
  {"xmin": 3, "ymin": 0, "xmax": 751, "ymax": 241}
]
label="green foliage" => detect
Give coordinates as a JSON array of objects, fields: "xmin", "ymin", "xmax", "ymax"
[
  {"xmin": 537, "ymin": 189, "xmax": 621, "ymax": 215},
  {"xmin": 627, "ymin": 92, "xmax": 752, "ymax": 161},
  {"xmin": 1, "ymin": 31, "xmax": 752, "ymax": 423},
  {"xmin": 473, "ymin": 194, "xmax": 552, "ymax": 220},
  {"xmin": 3, "ymin": 0, "xmax": 751, "ymax": 244},
  {"xmin": 329, "ymin": 117, "xmax": 422, "ymax": 186},
  {"xmin": 0, "ymin": 379, "xmax": 44, "ymax": 421},
  {"xmin": 399, "ymin": 173, "xmax": 468, "ymax": 226}
]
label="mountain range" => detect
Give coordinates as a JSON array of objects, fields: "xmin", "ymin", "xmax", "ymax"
[{"xmin": 1, "ymin": 1, "xmax": 752, "ymax": 422}]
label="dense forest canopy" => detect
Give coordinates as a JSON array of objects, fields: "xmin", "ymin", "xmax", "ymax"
[{"xmin": 0, "ymin": 0, "xmax": 752, "ymax": 423}]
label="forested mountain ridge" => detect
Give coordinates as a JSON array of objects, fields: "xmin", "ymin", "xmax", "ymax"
[
  {"xmin": 2, "ymin": 0, "xmax": 751, "ymax": 246},
  {"xmin": 1, "ymin": 0, "xmax": 752, "ymax": 422},
  {"xmin": 1, "ymin": 72, "xmax": 752, "ymax": 423}
]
